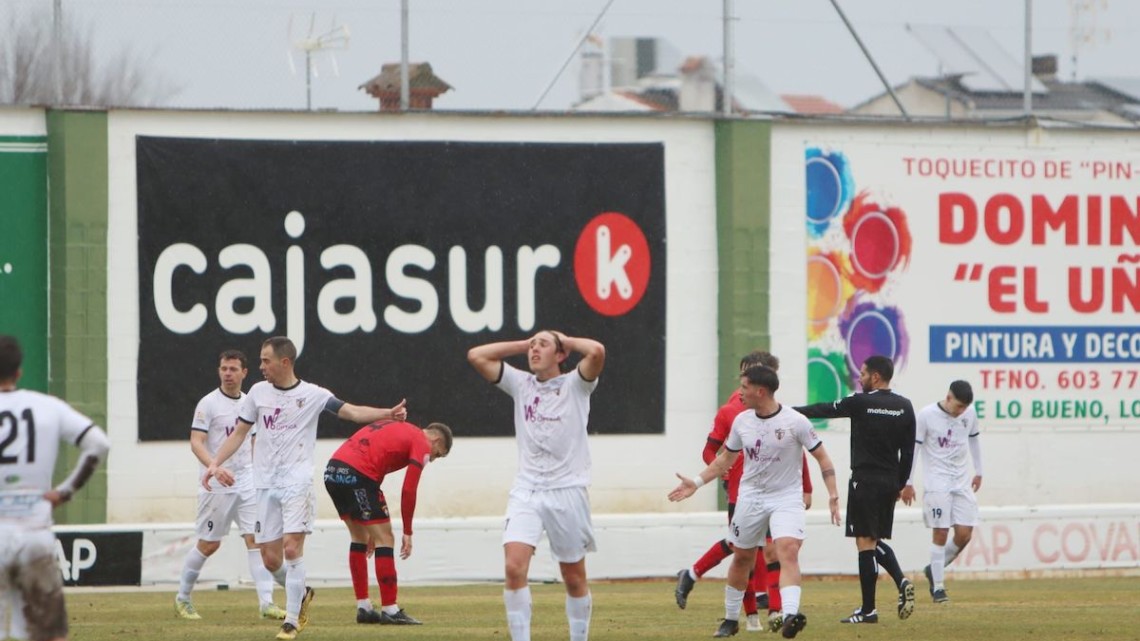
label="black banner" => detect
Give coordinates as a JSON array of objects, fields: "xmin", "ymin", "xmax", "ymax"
[
  {"xmin": 55, "ymin": 531, "xmax": 143, "ymax": 586},
  {"xmin": 137, "ymin": 138, "xmax": 666, "ymax": 440}
]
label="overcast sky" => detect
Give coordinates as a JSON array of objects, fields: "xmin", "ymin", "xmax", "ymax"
[{"xmin": 14, "ymin": 0, "xmax": 1139, "ymax": 112}]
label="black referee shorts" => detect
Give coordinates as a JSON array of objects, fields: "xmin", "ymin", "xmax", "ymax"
[{"xmin": 844, "ymin": 475, "xmax": 898, "ymax": 539}]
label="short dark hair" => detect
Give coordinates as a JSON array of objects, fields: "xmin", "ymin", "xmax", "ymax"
[
  {"xmin": 425, "ymin": 422, "xmax": 454, "ymax": 455},
  {"xmin": 740, "ymin": 350, "xmax": 779, "ymax": 372},
  {"xmin": 949, "ymin": 380, "xmax": 974, "ymax": 405},
  {"xmin": 863, "ymin": 355, "xmax": 894, "ymax": 383},
  {"xmin": 219, "ymin": 349, "xmax": 248, "ymax": 369},
  {"xmin": 262, "ymin": 336, "xmax": 297, "ymax": 361},
  {"xmin": 741, "ymin": 364, "xmax": 780, "ymax": 393},
  {"xmin": 0, "ymin": 335, "xmax": 22, "ymax": 380}
]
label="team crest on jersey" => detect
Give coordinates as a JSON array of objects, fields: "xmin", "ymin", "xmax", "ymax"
[
  {"xmin": 775, "ymin": 428, "xmax": 785, "ymax": 440},
  {"xmin": 194, "ymin": 410, "xmax": 205, "ymax": 422},
  {"xmin": 296, "ymin": 398, "xmax": 305, "ymax": 408}
]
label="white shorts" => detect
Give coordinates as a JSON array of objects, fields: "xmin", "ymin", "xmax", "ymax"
[
  {"xmin": 728, "ymin": 494, "xmax": 806, "ymax": 549},
  {"xmin": 923, "ymin": 490, "xmax": 979, "ymax": 528},
  {"xmin": 255, "ymin": 484, "xmax": 316, "ymax": 543},
  {"xmin": 503, "ymin": 486, "xmax": 596, "ymax": 564},
  {"xmin": 196, "ymin": 486, "xmax": 257, "ymax": 541},
  {"xmin": 0, "ymin": 528, "xmax": 64, "ymax": 641}
]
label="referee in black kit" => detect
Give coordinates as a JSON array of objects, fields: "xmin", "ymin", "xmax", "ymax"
[{"xmin": 795, "ymin": 355, "xmax": 917, "ymax": 625}]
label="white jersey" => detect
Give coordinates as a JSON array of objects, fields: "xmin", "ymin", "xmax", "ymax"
[
  {"xmin": 0, "ymin": 390, "xmax": 94, "ymax": 530},
  {"xmin": 192, "ymin": 388, "xmax": 252, "ymax": 493},
  {"xmin": 726, "ymin": 405, "xmax": 820, "ymax": 503},
  {"xmin": 496, "ymin": 363, "xmax": 597, "ymax": 491},
  {"xmin": 914, "ymin": 402, "xmax": 980, "ymax": 492},
  {"xmin": 239, "ymin": 380, "xmax": 337, "ymax": 488}
]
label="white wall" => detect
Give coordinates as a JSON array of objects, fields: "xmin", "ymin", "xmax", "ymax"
[
  {"xmin": 104, "ymin": 110, "xmax": 721, "ymax": 523},
  {"xmin": 0, "ymin": 107, "xmax": 46, "ymax": 135},
  {"xmin": 101, "ymin": 113, "xmax": 1140, "ymax": 529},
  {"xmin": 57, "ymin": 503, "xmax": 1140, "ymax": 587}
]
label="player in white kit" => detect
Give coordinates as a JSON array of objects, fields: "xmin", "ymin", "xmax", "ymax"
[
  {"xmin": 467, "ymin": 330, "xmax": 605, "ymax": 641},
  {"xmin": 901, "ymin": 380, "xmax": 983, "ymax": 604},
  {"xmin": 0, "ymin": 335, "xmax": 111, "ymax": 641},
  {"xmin": 670, "ymin": 365, "xmax": 841, "ymax": 640},
  {"xmin": 203, "ymin": 336, "xmax": 408, "ymax": 641},
  {"xmin": 174, "ymin": 349, "xmax": 285, "ymax": 621}
]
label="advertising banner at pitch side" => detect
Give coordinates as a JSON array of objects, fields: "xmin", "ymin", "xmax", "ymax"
[
  {"xmin": 136, "ymin": 138, "xmax": 665, "ymax": 441},
  {"xmin": 802, "ymin": 140, "xmax": 1140, "ymax": 428}
]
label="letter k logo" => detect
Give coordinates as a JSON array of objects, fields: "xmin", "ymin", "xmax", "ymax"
[
  {"xmin": 573, "ymin": 212, "xmax": 651, "ymax": 317},
  {"xmin": 594, "ymin": 224, "xmax": 632, "ymax": 300}
]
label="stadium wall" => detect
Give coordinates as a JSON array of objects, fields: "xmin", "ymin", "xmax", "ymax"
[
  {"xmin": 56, "ymin": 504, "xmax": 1140, "ymax": 586},
  {"xmin": 102, "ymin": 109, "xmax": 723, "ymax": 523},
  {"xmin": 2, "ymin": 108, "xmax": 1137, "ymax": 580}
]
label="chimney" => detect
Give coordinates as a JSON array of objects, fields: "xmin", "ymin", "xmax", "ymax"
[
  {"xmin": 1031, "ymin": 54, "xmax": 1058, "ymax": 82},
  {"xmin": 359, "ymin": 62, "xmax": 453, "ymax": 111},
  {"xmin": 579, "ymin": 36, "xmax": 606, "ymax": 101},
  {"xmin": 678, "ymin": 56, "xmax": 716, "ymax": 112}
]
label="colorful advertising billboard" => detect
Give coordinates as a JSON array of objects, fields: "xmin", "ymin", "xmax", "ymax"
[{"xmin": 804, "ymin": 141, "xmax": 1140, "ymax": 428}]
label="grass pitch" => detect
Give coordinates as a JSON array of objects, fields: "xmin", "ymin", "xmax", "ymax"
[{"xmin": 68, "ymin": 576, "xmax": 1139, "ymax": 641}]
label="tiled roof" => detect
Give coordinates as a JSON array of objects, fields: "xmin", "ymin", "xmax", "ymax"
[
  {"xmin": 781, "ymin": 94, "xmax": 845, "ymax": 115},
  {"xmin": 359, "ymin": 63, "xmax": 452, "ymax": 95}
]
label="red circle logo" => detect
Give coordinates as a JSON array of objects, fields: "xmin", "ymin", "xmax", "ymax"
[{"xmin": 573, "ymin": 212, "xmax": 651, "ymax": 316}]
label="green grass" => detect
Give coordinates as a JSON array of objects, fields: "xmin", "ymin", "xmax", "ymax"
[{"xmin": 68, "ymin": 576, "xmax": 1140, "ymax": 641}]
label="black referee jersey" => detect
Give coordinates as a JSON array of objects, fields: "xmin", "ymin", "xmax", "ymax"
[{"xmin": 795, "ymin": 389, "xmax": 916, "ymax": 490}]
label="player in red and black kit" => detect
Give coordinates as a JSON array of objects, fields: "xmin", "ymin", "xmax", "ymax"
[
  {"xmin": 674, "ymin": 351, "xmax": 813, "ymax": 633},
  {"xmin": 324, "ymin": 420, "xmax": 453, "ymax": 625}
]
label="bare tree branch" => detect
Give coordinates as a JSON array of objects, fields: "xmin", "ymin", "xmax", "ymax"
[{"xmin": 0, "ymin": 5, "xmax": 177, "ymax": 107}]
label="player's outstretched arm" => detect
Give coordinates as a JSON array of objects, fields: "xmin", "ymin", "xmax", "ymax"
[
  {"xmin": 668, "ymin": 449, "xmax": 738, "ymax": 502},
  {"xmin": 337, "ymin": 398, "xmax": 408, "ymax": 425}
]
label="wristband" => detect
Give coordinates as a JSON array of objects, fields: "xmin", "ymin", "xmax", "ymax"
[{"xmin": 692, "ymin": 474, "xmax": 705, "ymax": 489}]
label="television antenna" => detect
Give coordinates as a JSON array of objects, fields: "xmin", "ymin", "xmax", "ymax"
[
  {"xmin": 1068, "ymin": 0, "xmax": 1111, "ymax": 80},
  {"xmin": 287, "ymin": 13, "xmax": 350, "ymax": 110}
]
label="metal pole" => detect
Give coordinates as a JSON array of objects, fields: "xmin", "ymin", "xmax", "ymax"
[
  {"xmin": 306, "ymin": 50, "xmax": 312, "ymax": 110},
  {"xmin": 722, "ymin": 0, "xmax": 734, "ymax": 115},
  {"xmin": 53, "ymin": 0, "xmax": 63, "ymax": 104},
  {"xmin": 828, "ymin": 0, "xmax": 909, "ymax": 120},
  {"xmin": 400, "ymin": 0, "xmax": 410, "ymax": 110},
  {"xmin": 1023, "ymin": 0, "xmax": 1032, "ymax": 116}
]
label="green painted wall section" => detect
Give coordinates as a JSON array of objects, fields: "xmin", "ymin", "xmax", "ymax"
[
  {"xmin": 715, "ymin": 120, "xmax": 773, "ymax": 395},
  {"xmin": 714, "ymin": 120, "xmax": 772, "ymax": 509},
  {"xmin": 46, "ymin": 110, "xmax": 109, "ymax": 524},
  {"xmin": 0, "ymin": 136, "xmax": 49, "ymax": 392}
]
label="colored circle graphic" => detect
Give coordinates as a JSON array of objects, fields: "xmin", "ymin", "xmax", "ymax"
[
  {"xmin": 806, "ymin": 255, "xmax": 843, "ymax": 323},
  {"xmin": 806, "ymin": 156, "xmax": 843, "ymax": 224},
  {"xmin": 850, "ymin": 211, "xmax": 900, "ymax": 279},
  {"xmin": 845, "ymin": 309, "xmax": 899, "ymax": 375},
  {"xmin": 573, "ymin": 212, "xmax": 651, "ymax": 317},
  {"xmin": 807, "ymin": 356, "xmax": 844, "ymax": 404}
]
